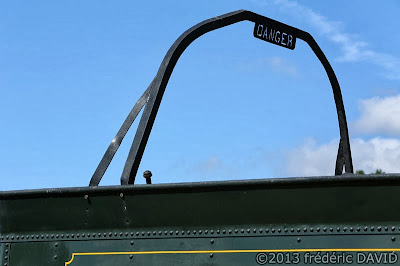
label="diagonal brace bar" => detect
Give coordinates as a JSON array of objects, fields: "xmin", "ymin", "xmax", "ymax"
[{"xmin": 89, "ymin": 79, "xmax": 155, "ymax": 186}]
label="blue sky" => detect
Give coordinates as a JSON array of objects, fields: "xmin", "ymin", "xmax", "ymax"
[{"xmin": 1, "ymin": 1, "xmax": 400, "ymax": 190}]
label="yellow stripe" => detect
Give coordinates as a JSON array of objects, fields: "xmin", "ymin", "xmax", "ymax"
[{"xmin": 65, "ymin": 248, "xmax": 400, "ymax": 265}]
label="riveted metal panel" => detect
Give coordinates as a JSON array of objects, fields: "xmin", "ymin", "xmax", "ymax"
[
  {"xmin": 8, "ymin": 235, "xmax": 400, "ymax": 265},
  {"xmin": 2, "ymin": 176, "xmax": 400, "ymax": 265}
]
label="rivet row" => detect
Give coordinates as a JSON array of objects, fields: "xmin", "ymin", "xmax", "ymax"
[{"xmin": 1, "ymin": 225, "xmax": 399, "ymax": 242}]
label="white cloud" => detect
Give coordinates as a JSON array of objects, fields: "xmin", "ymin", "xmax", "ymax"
[
  {"xmin": 286, "ymin": 138, "xmax": 338, "ymax": 176},
  {"xmin": 286, "ymin": 137, "xmax": 400, "ymax": 176},
  {"xmin": 254, "ymin": 0, "xmax": 400, "ymax": 79},
  {"xmin": 352, "ymin": 95, "xmax": 400, "ymax": 136}
]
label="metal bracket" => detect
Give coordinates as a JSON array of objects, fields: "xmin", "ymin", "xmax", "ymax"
[{"xmin": 90, "ymin": 10, "xmax": 354, "ymax": 186}]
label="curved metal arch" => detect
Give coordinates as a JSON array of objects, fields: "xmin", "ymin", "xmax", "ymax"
[{"xmin": 117, "ymin": 10, "xmax": 353, "ymax": 185}]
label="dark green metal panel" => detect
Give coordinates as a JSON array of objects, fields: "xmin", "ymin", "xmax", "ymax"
[
  {"xmin": 7, "ymin": 235, "xmax": 400, "ymax": 265},
  {"xmin": 2, "ymin": 176, "xmax": 400, "ymax": 265}
]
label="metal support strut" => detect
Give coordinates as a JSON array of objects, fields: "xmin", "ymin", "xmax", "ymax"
[{"xmin": 90, "ymin": 10, "xmax": 353, "ymax": 186}]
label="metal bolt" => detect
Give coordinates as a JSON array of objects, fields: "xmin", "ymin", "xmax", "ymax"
[
  {"xmin": 130, "ymin": 241, "xmax": 134, "ymax": 245},
  {"xmin": 210, "ymin": 239, "xmax": 214, "ymax": 244},
  {"xmin": 392, "ymin": 236, "xmax": 396, "ymax": 242},
  {"xmin": 55, "ymin": 243, "xmax": 58, "ymax": 247},
  {"xmin": 120, "ymin": 193, "xmax": 124, "ymax": 198},
  {"xmin": 54, "ymin": 255, "xmax": 57, "ymax": 260},
  {"xmin": 130, "ymin": 255, "xmax": 133, "ymax": 259},
  {"xmin": 209, "ymin": 253, "xmax": 214, "ymax": 258},
  {"xmin": 297, "ymin": 238, "xmax": 301, "ymax": 243},
  {"xmin": 143, "ymin": 170, "xmax": 152, "ymax": 184}
]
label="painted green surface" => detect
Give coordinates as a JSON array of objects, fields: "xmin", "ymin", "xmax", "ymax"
[
  {"xmin": 7, "ymin": 235, "xmax": 400, "ymax": 265},
  {"xmin": 2, "ymin": 177, "xmax": 400, "ymax": 265}
]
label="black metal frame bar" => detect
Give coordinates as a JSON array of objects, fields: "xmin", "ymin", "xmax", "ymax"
[
  {"xmin": 91, "ymin": 10, "xmax": 354, "ymax": 186},
  {"xmin": 89, "ymin": 80, "xmax": 154, "ymax": 186}
]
